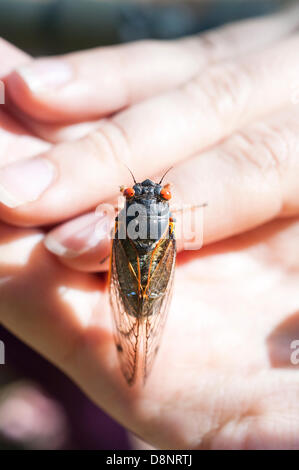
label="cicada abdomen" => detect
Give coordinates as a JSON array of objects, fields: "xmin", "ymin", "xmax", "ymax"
[{"xmin": 109, "ymin": 176, "xmax": 176, "ymax": 386}]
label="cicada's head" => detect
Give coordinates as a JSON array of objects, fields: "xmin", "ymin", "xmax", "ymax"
[
  {"xmin": 121, "ymin": 178, "xmax": 171, "ymax": 206},
  {"xmin": 120, "ymin": 177, "xmax": 172, "ymax": 243}
]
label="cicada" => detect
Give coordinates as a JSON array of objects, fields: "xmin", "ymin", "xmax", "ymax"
[{"xmin": 109, "ymin": 171, "xmax": 176, "ymax": 386}]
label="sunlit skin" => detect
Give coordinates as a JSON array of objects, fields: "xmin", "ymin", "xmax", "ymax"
[
  {"xmin": 1, "ymin": 6, "xmax": 299, "ymax": 449},
  {"xmin": 1, "ymin": 219, "xmax": 299, "ymax": 449}
]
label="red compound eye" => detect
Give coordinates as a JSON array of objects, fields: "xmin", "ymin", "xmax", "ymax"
[
  {"xmin": 123, "ymin": 187, "xmax": 135, "ymax": 198},
  {"xmin": 160, "ymin": 187, "xmax": 171, "ymax": 200}
]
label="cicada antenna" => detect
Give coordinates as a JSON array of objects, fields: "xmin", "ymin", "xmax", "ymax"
[
  {"xmin": 124, "ymin": 165, "xmax": 137, "ymax": 184},
  {"xmin": 159, "ymin": 167, "xmax": 173, "ymax": 185}
]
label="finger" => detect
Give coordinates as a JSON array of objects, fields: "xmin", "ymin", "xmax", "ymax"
[
  {"xmin": 0, "ymin": 39, "xmax": 104, "ymax": 146},
  {"xmin": 0, "ymin": 38, "xmax": 110, "ymax": 152},
  {"xmin": 45, "ymin": 211, "xmax": 113, "ymax": 272},
  {"xmin": 0, "ymin": 38, "xmax": 98, "ymax": 147},
  {"xmin": 0, "ymin": 41, "xmax": 51, "ymax": 165},
  {"xmin": 5, "ymin": 4, "xmax": 299, "ymax": 123},
  {"xmin": 0, "ymin": 109, "xmax": 51, "ymax": 166},
  {"xmin": 44, "ymin": 105, "xmax": 299, "ymax": 271},
  {"xmin": 11, "ymin": 113, "xmax": 106, "ymax": 144},
  {"xmin": 1, "ymin": 32, "xmax": 299, "ymax": 226},
  {"xmin": 0, "ymin": 37, "xmax": 29, "ymax": 77}
]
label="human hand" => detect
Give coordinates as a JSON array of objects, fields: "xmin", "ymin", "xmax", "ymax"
[
  {"xmin": 0, "ymin": 6, "xmax": 299, "ymax": 269},
  {"xmin": 1, "ymin": 6, "xmax": 299, "ymax": 449},
  {"xmin": 1, "ymin": 216, "xmax": 299, "ymax": 449}
]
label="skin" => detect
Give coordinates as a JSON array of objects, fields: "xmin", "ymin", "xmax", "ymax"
[{"xmin": 0, "ymin": 6, "xmax": 299, "ymax": 449}]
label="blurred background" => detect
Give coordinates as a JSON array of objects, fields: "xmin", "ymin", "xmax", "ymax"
[{"xmin": 0, "ymin": 0, "xmax": 295, "ymax": 451}]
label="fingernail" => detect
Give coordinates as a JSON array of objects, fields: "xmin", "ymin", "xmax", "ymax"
[
  {"xmin": 17, "ymin": 59, "xmax": 72, "ymax": 93},
  {"xmin": 44, "ymin": 212, "xmax": 111, "ymax": 258},
  {"xmin": 0, "ymin": 157, "xmax": 55, "ymax": 208}
]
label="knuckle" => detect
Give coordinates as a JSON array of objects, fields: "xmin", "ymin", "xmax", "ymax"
[
  {"xmin": 118, "ymin": 39, "xmax": 161, "ymax": 105},
  {"xmin": 184, "ymin": 61, "xmax": 252, "ymax": 122},
  {"xmin": 197, "ymin": 23, "xmax": 238, "ymax": 61},
  {"xmin": 256, "ymin": 123, "xmax": 290, "ymax": 171},
  {"xmin": 86, "ymin": 119, "xmax": 132, "ymax": 171},
  {"xmin": 195, "ymin": 29, "xmax": 228, "ymax": 61},
  {"xmin": 224, "ymin": 117, "xmax": 299, "ymax": 215},
  {"xmin": 191, "ymin": 19, "xmax": 247, "ymax": 63},
  {"xmin": 237, "ymin": 120, "xmax": 294, "ymax": 173}
]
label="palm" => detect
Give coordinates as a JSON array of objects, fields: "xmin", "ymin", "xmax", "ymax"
[
  {"xmin": 33, "ymin": 215, "xmax": 295, "ymax": 450},
  {"xmin": 116, "ymin": 217, "xmax": 299, "ymax": 449},
  {"xmin": 2, "ymin": 217, "xmax": 298, "ymax": 450}
]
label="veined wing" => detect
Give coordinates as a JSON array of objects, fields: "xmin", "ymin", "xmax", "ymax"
[
  {"xmin": 109, "ymin": 232, "xmax": 176, "ymax": 385},
  {"xmin": 143, "ymin": 236, "xmax": 176, "ymax": 382},
  {"xmin": 109, "ymin": 238, "xmax": 141, "ymax": 385}
]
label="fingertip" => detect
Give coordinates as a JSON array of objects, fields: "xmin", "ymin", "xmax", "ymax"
[
  {"xmin": 0, "ymin": 38, "xmax": 30, "ymax": 77},
  {"xmin": 49, "ymin": 250, "xmax": 111, "ymax": 273},
  {"xmin": 6, "ymin": 68, "xmax": 72, "ymax": 122},
  {"xmin": 44, "ymin": 234, "xmax": 111, "ymax": 273},
  {"xmin": 0, "ymin": 203, "xmax": 45, "ymax": 227},
  {"xmin": 43, "ymin": 211, "xmax": 113, "ymax": 272}
]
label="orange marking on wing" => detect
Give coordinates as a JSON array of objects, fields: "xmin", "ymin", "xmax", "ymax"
[{"xmin": 144, "ymin": 224, "xmax": 171, "ymax": 296}]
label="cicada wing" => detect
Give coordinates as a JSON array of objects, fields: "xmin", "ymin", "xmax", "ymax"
[
  {"xmin": 143, "ymin": 237, "xmax": 176, "ymax": 382},
  {"xmin": 109, "ymin": 232, "xmax": 176, "ymax": 385},
  {"xmin": 109, "ymin": 238, "xmax": 141, "ymax": 385}
]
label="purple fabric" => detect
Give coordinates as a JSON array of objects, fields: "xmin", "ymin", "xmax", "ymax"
[{"xmin": 0, "ymin": 326, "xmax": 130, "ymax": 450}]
